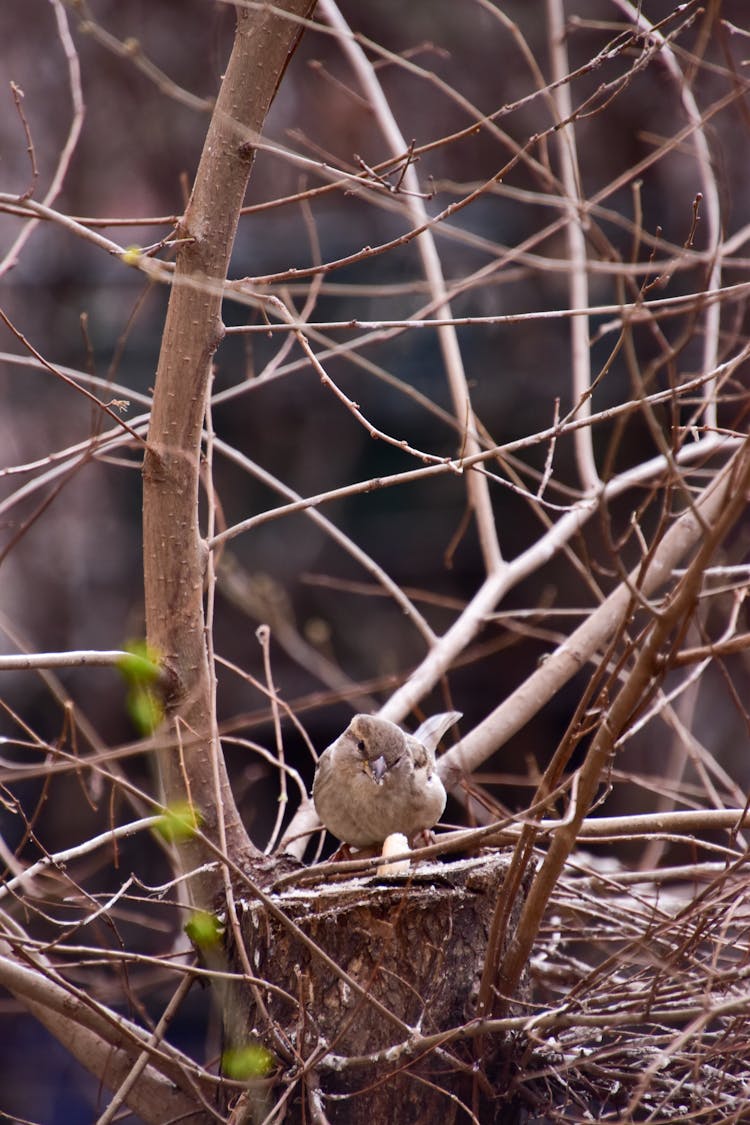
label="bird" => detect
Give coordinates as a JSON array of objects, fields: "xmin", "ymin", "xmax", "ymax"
[{"xmin": 312, "ymin": 712, "xmax": 461, "ymax": 848}]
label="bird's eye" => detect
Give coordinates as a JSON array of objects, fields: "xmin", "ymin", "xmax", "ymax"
[{"xmin": 357, "ymin": 739, "xmax": 366, "ymax": 753}]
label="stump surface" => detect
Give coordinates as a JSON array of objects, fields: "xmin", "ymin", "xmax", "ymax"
[{"xmin": 236, "ymin": 852, "xmax": 528, "ymax": 1121}]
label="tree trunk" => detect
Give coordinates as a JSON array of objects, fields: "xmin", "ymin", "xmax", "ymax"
[
  {"xmin": 236, "ymin": 853, "xmax": 531, "ymax": 1122},
  {"xmin": 142, "ymin": 1, "xmax": 316, "ymax": 904}
]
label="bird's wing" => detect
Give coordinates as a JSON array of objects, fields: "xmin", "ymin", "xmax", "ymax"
[
  {"xmin": 312, "ymin": 744, "xmax": 335, "ymax": 799},
  {"xmin": 412, "ymin": 710, "xmax": 462, "ymax": 753}
]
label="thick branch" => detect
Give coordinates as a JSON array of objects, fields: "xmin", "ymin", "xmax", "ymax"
[
  {"xmin": 0, "ymin": 950, "xmax": 209, "ymax": 1124},
  {"xmin": 438, "ymin": 440, "xmax": 746, "ymax": 783},
  {"xmin": 142, "ymin": 2, "xmax": 316, "ymax": 897}
]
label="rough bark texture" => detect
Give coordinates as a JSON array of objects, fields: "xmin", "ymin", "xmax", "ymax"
[
  {"xmin": 141, "ymin": 2, "xmax": 316, "ymax": 898},
  {"xmin": 237, "ymin": 853, "xmax": 531, "ymax": 1122}
]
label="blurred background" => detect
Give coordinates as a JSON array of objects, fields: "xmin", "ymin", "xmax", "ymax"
[{"xmin": 2, "ymin": 0, "xmax": 750, "ymax": 1118}]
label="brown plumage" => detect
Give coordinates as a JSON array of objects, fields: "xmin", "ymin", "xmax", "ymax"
[{"xmin": 312, "ymin": 712, "xmax": 460, "ymax": 847}]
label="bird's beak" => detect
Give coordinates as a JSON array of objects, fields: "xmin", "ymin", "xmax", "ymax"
[{"xmin": 366, "ymin": 754, "xmax": 388, "ymax": 783}]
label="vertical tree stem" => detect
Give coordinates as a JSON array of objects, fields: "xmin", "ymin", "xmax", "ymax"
[{"xmin": 142, "ymin": 2, "xmax": 316, "ymax": 904}]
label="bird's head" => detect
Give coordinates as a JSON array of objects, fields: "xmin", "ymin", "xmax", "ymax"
[{"xmin": 347, "ymin": 715, "xmax": 404, "ymax": 782}]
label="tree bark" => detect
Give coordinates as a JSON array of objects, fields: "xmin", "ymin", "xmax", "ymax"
[
  {"xmin": 142, "ymin": 1, "xmax": 316, "ymax": 905},
  {"xmin": 238, "ymin": 854, "xmax": 531, "ymax": 1121}
]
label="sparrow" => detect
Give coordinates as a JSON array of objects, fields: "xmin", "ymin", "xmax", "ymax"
[{"xmin": 312, "ymin": 711, "xmax": 461, "ymax": 848}]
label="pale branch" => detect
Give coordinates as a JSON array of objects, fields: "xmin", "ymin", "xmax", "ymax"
[
  {"xmin": 0, "ymin": 0, "xmax": 84, "ymax": 279},
  {"xmin": 0, "ymin": 345, "xmax": 731, "ymax": 615},
  {"xmin": 288, "ymin": 312, "xmax": 460, "ymax": 471},
  {"xmin": 320, "ymin": 0, "xmax": 503, "ymax": 574},
  {"xmin": 0, "ymin": 649, "xmax": 133, "ymax": 672},
  {"xmin": 2, "ymin": 3, "xmax": 749, "ymax": 1119},
  {"xmin": 425, "ymin": 85, "xmax": 743, "ymax": 337},
  {"xmin": 494, "ymin": 436, "xmax": 750, "ymax": 1011},
  {"xmin": 216, "ymin": 563, "xmax": 382, "ymax": 714},
  {"xmin": 278, "ymin": 807, "xmax": 750, "ymax": 885},
  {"xmin": 70, "ymin": 0, "xmax": 213, "ymax": 114},
  {"xmin": 547, "ymin": 0, "xmax": 598, "ymax": 493},
  {"xmin": 212, "ymin": 437, "xmax": 437, "ymax": 645},
  {"xmin": 236, "ymin": 179, "xmax": 736, "ymax": 280},
  {"xmin": 0, "ymin": 418, "xmax": 148, "ymax": 517},
  {"xmin": 437, "ymin": 435, "xmax": 745, "ymax": 782},
  {"xmin": 222, "ymin": 277, "xmax": 750, "ymax": 329},
  {"xmin": 388, "ymin": 435, "xmax": 730, "ymax": 721},
  {"xmin": 0, "ymin": 947, "xmax": 213, "ymax": 1123},
  {"xmin": 208, "ymin": 364, "xmax": 736, "ymax": 549},
  {"xmin": 0, "ymin": 816, "xmax": 160, "ymax": 902},
  {"xmin": 314, "ymin": 981, "xmax": 750, "ymax": 1074},
  {"xmin": 233, "ymin": 10, "xmax": 699, "ymax": 293},
  {"xmin": 0, "ymin": 350, "xmax": 152, "ymax": 412},
  {"xmin": 94, "ymin": 973, "xmax": 197, "ymax": 1125},
  {"xmin": 280, "ymin": 432, "xmax": 735, "ymax": 857},
  {"xmin": 0, "ymin": 307, "xmax": 147, "ymax": 447},
  {"xmin": 613, "ymin": 0, "xmax": 723, "ymax": 430},
  {"xmin": 0, "ymin": 192, "xmax": 129, "ymax": 261}
]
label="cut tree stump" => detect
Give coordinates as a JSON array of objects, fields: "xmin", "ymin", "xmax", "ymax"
[{"xmin": 234, "ymin": 851, "xmax": 531, "ymax": 1122}]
